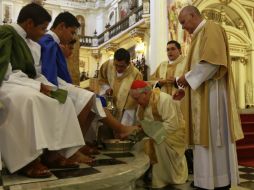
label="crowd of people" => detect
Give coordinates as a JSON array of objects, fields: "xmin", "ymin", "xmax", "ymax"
[{"xmin": 0, "ymin": 3, "xmax": 244, "ymax": 190}]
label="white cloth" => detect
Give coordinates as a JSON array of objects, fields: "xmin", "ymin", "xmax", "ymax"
[
  {"xmin": 185, "ymin": 62, "xmax": 239, "ymax": 189},
  {"xmin": 121, "ymin": 109, "xmax": 135, "ymax": 126},
  {"xmin": 57, "ymin": 78, "xmax": 105, "ymax": 117},
  {"xmin": 0, "ymin": 101, "xmax": 6, "ymax": 170},
  {"xmin": 0, "ymin": 24, "xmax": 85, "ymax": 173},
  {"xmin": 47, "ymin": 31, "xmax": 106, "ymax": 118}
]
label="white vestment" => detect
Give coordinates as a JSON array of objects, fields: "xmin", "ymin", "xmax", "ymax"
[
  {"xmin": 0, "ymin": 102, "xmax": 5, "ymax": 170},
  {"xmin": 47, "ymin": 31, "xmax": 106, "ymax": 118},
  {"xmin": 0, "ymin": 24, "xmax": 85, "ymax": 173},
  {"xmin": 40, "ymin": 31, "xmax": 106, "ymax": 143},
  {"xmin": 185, "ymin": 62, "xmax": 239, "ymax": 189}
]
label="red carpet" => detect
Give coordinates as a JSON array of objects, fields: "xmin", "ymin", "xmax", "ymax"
[{"xmin": 237, "ymin": 114, "xmax": 254, "ymax": 167}]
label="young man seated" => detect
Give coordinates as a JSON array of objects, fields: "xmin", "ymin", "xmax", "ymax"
[
  {"xmin": 0, "ymin": 3, "xmax": 84, "ymax": 178},
  {"xmin": 130, "ymin": 80, "xmax": 188, "ymax": 188},
  {"xmin": 38, "ymin": 12, "xmax": 139, "ymax": 157}
]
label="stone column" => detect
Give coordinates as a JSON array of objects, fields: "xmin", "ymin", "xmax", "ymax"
[
  {"xmin": 148, "ymin": 0, "xmax": 168, "ymax": 75},
  {"xmin": 238, "ymin": 58, "xmax": 246, "ymax": 109},
  {"xmin": 232, "ymin": 57, "xmax": 246, "ymax": 109},
  {"xmin": 231, "ymin": 58, "xmax": 239, "ymax": 107},
  {"xmin": 67, "ymin": 39, "xmax": 80, "ymax": 85},
  {"xmin": 250, "ymin": 48, "xmax": 254, "ymax": 106}
]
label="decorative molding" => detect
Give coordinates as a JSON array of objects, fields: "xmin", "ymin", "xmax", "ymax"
[
  {"xmin": 129, "ymin": 28, "xmax": 146, "ymax": 42},
  {"xmin": 201, "ymin": 8, "xmax": 233, "ymax": 26},
  {"xmin": 91, "ymin": 49, "xmax": 101, "ymax": 59},
  {"xmin": 142, "ymin": 14, "xmax": 150, "ymax": 27},
  {"xmin": 233, "ymin": 17, "xmax": 245, "ymax": 30},
  {"xmin": 44, "ymin": 0, "xmax": 103, "ymax": 10},
  {"xmin": 202, "ymin": 7, "xmax": 248, "ymax": 35},
  {"xmin": 219, "ymin": 0, "xmax": 232, "ymax": 5},
  {"xmin": 229, "ymin": 46, "xmax": 247, "ymax": 56},
  {"xmin": 104, "ymin": 43, "xmax": 119, "ymax": 54},
  {"xmin": 143, "ymin": 0, "xmax": 150, "ymax": 14},
  {"xmin": 231, "ymin": 56, "xmax": 248, "ymax": 65},
  {"xmin": 243, "ymin": 5, "xmax": 254, "ymax": 22}
]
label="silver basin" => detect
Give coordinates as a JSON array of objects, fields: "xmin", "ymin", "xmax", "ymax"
[{"xmin": 103, "ymin": 139, "xmax": 135, "ymax": 151}]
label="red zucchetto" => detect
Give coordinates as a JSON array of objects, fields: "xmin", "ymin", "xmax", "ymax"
[{"xmin": 131, "ymin": 80, "xmax": 148, "ymax": 90}]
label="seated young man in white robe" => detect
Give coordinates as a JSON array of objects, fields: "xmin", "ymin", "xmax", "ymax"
[
  {"xmin": 130, "ymin": 80, "xmax": 188, "ymax": 188},
  {"xmin": 0, "ymin": 3, "xmax": 85, "ymax": 178},
  {"xmin": 38, "ymin": 12, "xmax": 139, "ymax": 155}
]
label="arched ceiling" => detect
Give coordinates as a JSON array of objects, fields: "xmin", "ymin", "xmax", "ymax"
[
  {"xmin": 201, "ymin": 4, "xmax": 249, "ymax": 37},
  {"xmin": 42, "ymin": 0, "xmax": 101, "ymax": 10}
]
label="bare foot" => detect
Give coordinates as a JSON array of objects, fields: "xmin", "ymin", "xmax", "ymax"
[
  {"xmin": 68, "ymin": 151, "xmax": 94, "ymax": 164},
  {"xmin": 19, "ymin": 159, "xmax": 52, "ymax": 178},
  {"xmin": 118, "ymin": 125, "xmax": 141, "ymax": 139},
  {"xmin": 41, "ymin": 151, "xmax": 79, "ymax": 169},
  {"xmin": 79, "ymin": 145, "xmax": 100, "ymax": 155}
]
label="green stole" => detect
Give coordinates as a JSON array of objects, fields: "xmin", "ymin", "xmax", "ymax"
[{"xmin": 0, "ymin": 25, "xmax": 36, "ymax": 85}]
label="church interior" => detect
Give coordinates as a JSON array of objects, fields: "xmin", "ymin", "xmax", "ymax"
[{"xmin": 0, "ymin": 0, "xmax": 254, "ymax": 189}]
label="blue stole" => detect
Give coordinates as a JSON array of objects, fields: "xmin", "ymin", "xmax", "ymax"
[{"xmin": 39, "ymin": 34, "xmax": 72, "ymax": 86}]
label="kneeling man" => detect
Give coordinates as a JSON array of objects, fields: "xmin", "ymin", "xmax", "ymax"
[{"xmin": 130, "ymin": 80, "xmax": 188, "ymax": 188}]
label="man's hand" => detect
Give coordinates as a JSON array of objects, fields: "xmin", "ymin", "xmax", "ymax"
[
  {"xmin": 158, "ymin": 80, "xmax": 167, "ymax": 87},
  {"xmin": 167, "ymin": 76, "xmax": 175, "ymax": 83},
  {"xmin": 40, "ymin": 83, "xmax": 52, "ymax": 96},
  {"xmin": 106, "ymin": 88, "xmax": 113, "ymax": 96},
  {"xmin": 177, "ymin": 75, "xmax": 189, "ymax": 88},
  {"xmin": 173, "ymin": 89, "xmax": 185, "ymax": 100},
  {"xmin": 159, "ymin": 77, "xmax": 175, "ymax": 86}
]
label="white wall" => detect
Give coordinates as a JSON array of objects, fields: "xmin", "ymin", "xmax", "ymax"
[{"xmin": 1, "ymin": 0, "xmax": 23, "ymax": 24}]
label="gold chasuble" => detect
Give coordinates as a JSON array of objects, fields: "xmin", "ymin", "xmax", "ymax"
[
  {"xmin": 150, "ymin": 55, "xmax": 190, "ymax": 143},
  {"xmin": 151, "ymin": 55, "xmax": 186, "ymax": 95},
  {"xmin": 136, "ymin": 89, "xmax": 188, "ymax": 187},
  {"xmin": 99, "ymin": 60, "xmax": 143, "ymax": 120},
  {"xmin": 186, "ymin": 20, "xmax": 243, "ymax": 146}
]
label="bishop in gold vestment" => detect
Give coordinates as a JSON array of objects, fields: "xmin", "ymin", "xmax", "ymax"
[{"xmin": 130, "ymin": 80, "xmax": 188, "ymax": 188}]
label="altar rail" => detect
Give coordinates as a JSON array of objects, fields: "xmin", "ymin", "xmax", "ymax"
[{"xmin": 79, "ymin": 4, "xmax": 147, "ymax": 47}]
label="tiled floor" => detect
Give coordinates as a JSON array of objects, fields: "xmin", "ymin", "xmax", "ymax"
[
  {"xmin": 238, "ymin": 165, "xmax": 254, "ymax": 190},
  {"xmin": 0, "ymin": 154, "xmax": 118, "ymax": 187},
  {"xmin": 1, "ymin": 157, "xmax": 254, "ymax": 190},
  {"xmin": 135, "ymin": 165, "xmax": 254, "ymax": 190},
  {"xmin": 0, "ymin": 151, "xmax": 141, "ymax": 190}
]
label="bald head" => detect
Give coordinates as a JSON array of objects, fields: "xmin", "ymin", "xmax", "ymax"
[
  {"xmin": 178, "ymin": 5, "xmax": 203, "ymax": 34},
  {"xmin": 180, "ymin": 5, "xmax": 201, "ymax": 17}
]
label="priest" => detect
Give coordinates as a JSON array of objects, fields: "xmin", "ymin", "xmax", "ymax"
[
  {"xmin": 98, "ymin": 48, "xmax": 143, "ymax": 125},
  {"xmin": 151, "ymin": 40, "xmax": 186, "ymax": 95},
  {"xmin": 130, "ymin": 80, "xmax": 188, "ymax": 188},
  {"xmin": 175, "ymin": 6, "xmax": 244, "ymax": 189},
  {"xmin": 150, "ymin": 40, "xmax": 190, "ymax": 144}
]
